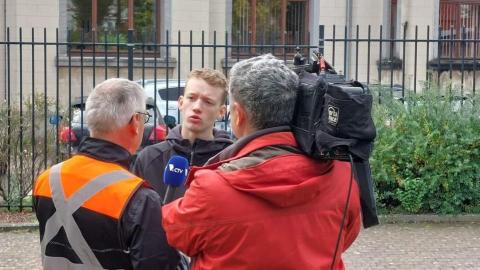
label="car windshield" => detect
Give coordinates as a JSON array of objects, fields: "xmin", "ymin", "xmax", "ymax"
[
  {"xmin": 142, "ymin": 81, "xmax": 183, "ymax": 121},
  {"xmin": 157, "ymin": 87, "xmax": 183, "ymax": 101},
  {"xmin": 143, "ymin": 82, "xmax": 184, "ymax": 99}
]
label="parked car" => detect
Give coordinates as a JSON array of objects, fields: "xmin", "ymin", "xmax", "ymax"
[
  {"xmin": 138, "ymin": 79, "xmax": 185, "ymax": 124},
  {"xmin": 59, "ymin": 96, "xmax": 173, "ymax": 153}
]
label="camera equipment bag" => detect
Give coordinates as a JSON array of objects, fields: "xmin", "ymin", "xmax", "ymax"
[
  {"xmin": 291, "ymin": 69, "xmax": 379, "ymax": 227},
  {"xmin": 291, "ymin": 70, "xmax": 376, "ymax": 160}
]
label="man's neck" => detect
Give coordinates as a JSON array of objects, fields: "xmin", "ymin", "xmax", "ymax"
[
  {"xmin": 181, "ymin": 127, "xmax": 214, "ymax": 144},
  {"xmin": 91, "ymin": 129, "xmax": 135, "ymax": 154}
]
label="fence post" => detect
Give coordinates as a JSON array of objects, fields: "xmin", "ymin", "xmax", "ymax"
[
  {"xmin": 437, "ymin": 27, "xmax": 442, "ymax": 85},
  {"xmin": 128, "ymin": 29, "xmax": 134, "ymax": 80}
]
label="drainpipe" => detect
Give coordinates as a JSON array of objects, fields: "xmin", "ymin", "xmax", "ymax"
[{"xmin": 345, "ymin": 0, "xmax": 353, "ymax": 80}]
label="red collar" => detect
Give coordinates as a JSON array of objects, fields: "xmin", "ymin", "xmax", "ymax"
[
  {"xmin": 235, "ymin": 132, "xmax": 297, "ymax": 158},
  {"xmin": 185, "ymin": 131, "xmax": 298, "ymax": 187}
]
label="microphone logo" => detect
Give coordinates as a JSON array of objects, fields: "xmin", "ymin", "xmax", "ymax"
[{"xmin": 168, "ymin": 164, "xmax": 187, "ymax": 175}]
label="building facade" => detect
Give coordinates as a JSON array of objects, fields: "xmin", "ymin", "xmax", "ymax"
[{"xmin": 1, "ymin": 0, "xmax": 479, "ymax": 104}]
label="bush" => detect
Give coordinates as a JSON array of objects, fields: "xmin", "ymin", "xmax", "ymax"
[
  {"xmin": 371, "ymin": 87, "xmax": 480, "ymax": 214},
  {"xmin": 0, "ymin": 94, "xmax": 62, "ymax": 207}
]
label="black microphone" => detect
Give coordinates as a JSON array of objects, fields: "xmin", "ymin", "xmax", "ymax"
[{"xmin": 162, "ymin": 155, "xmax": 189, "ymax": 205}]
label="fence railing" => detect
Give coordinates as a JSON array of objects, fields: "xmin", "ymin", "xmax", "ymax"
[{"xmin": 0, "ymin": 25, "xmax": 478, "ymax": 210}]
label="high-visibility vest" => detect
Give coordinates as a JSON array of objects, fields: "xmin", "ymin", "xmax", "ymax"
[{"xmin": 34, "ymin": 155, "xmax": 144, "ymax": 270}]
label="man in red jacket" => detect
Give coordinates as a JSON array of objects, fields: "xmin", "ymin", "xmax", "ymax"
[{"xmin": 162, "ymin": 54, "xmax": 362, "ymax": 269}]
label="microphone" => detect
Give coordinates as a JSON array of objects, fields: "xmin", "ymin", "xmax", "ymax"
[{"xmin": 162, "ymin": 155, "xmax": 189, "ymax": 205}]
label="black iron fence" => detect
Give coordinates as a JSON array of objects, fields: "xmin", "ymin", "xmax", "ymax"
[{"xmin": 0, "ymin": 25, "xmax": 478, "ymax": 210}]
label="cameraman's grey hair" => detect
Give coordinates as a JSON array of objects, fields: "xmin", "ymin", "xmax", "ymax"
[
  {"xmin": 229, "ymin": 54, "xmax": 298, "ymax": 130},
  {"xmin": 86, "ymin": 78, "xmax": 146, "ymax": 135}
]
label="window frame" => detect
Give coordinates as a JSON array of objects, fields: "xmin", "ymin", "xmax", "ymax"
[
  {"xmin": 439, "ymin": 0, "xmax": 480, "ymax": 59},
  {"xmin": 231, "ymin": 0, "xmax": 310, "ymax": 57},
  {"xmin": 66, "ymin": 0, "xmax": 162, "ymax": 56}
]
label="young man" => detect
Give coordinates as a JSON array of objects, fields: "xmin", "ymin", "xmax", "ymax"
[
  {"xmin": 133, "ymin": 68, "xmax": 233, "ymax": 201},
  {"xmin": 162, "ymin": 55, "xmax": 362, "ymax": 269},
  {"xmin": 33, "ymin": 78, "xmax": 179, "ymax": 269}
]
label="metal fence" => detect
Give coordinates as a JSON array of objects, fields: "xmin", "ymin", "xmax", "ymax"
[{"xmin": 0, "ymin": 25, "xmax": 478, "ymax": 210}]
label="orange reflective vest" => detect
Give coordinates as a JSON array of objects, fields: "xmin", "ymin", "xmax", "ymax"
[{"xmin": 34, "ymin": 155, "xmax": 144, "ymax": 269}]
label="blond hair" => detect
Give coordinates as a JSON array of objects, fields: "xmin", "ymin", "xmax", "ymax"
[{"xmin": 187, "ymin": 68, "xmax": 228, "ymax": 104}]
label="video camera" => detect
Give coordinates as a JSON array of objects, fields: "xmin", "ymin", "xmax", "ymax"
[{"xmin": 290, "ymin": 48, "xmax": 379, "ymax": 228}]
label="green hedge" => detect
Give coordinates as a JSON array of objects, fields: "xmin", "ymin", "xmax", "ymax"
[
  {"xmin": 371, "ymin": 88, "xmax": 480, "ymax": 214},
  {"xmin": 0, "ymin": 94, "xmax": 63, "ymax": 207}
]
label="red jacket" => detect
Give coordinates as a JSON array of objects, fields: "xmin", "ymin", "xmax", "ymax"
[{"xmin": 163, "ymin": 131, "xmax": 361, "ymax": 270}]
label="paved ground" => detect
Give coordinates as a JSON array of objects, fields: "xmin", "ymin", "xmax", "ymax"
[
  {"xmin": 343, "ymin": 223, "xmax": 480, "ymax": 270},
  {"xmin": 0, "ymin": 229, "xmax": 41, "ymax": 270},
  {"xmin": 0, "ymin": 223, "xmax": 479, "ymax": 269}
]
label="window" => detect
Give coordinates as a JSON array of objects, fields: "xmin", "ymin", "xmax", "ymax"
[
  {"xmin": 67, "ymin": 0, "xmax": 161, "ymax": 53},
  {"xmin": 232, "ymin": 0, "xmax": 309, "ymax": 56},
  {"xmin": 439, "ymin": 0, "xmax": 480, "ymax": 58}
]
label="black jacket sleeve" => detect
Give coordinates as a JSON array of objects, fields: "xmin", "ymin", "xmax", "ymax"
[
  {"xmin": 120, "ymin": 186, "xmax": 180, "ymax": 270},
  {"xmin": 132, "ymin": 146, "xmax": 169, "ymax": 197},
  {"xmin": 131, "ymin": 153, "xmax": 146, "ymax": 179},
  {"xmin": 133, "ymin": 144, "xmax": 187, "ymax": 201}
]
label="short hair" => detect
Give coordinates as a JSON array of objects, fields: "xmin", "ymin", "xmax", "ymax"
[
  {"xmin": 228, "ymin": 54, "xmax": 298, "ymax": 130},
  {"xmin": 86, "ymin": 78, "xmax": 146, "ymax": 135},
  {"xmin": 186, "ymin": 68, "xmax": 228, "ymax": 104}
]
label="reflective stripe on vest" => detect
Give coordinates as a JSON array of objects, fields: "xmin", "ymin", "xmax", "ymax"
[{"xmin": 41, "ymin": 162, "xmax": 134, "ymax": 269}]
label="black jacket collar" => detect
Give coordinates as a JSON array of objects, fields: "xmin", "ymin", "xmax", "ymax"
[
  {"xmin": 77, "ymin": 137, "xmax": 134, "ymax": 170},
  {"xmin": 166, "ymin": 125, "xmax": 233, "ymax": 155}
]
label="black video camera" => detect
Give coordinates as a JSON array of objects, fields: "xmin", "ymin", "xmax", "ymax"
[{"xmin": 290, "ymin": 48, "xmax": 379, "ymax": 228}]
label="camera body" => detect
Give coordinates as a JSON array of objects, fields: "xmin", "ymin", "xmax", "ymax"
[
  {"xmin": 291, "ymin": 57, "xmax": 376, "ymax": 161},
  {"xmin": 291, "ymin": 52, "xmax": 379, "ymax": 228}
]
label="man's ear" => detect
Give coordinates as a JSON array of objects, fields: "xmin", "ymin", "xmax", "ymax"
[
  {"xmin": 233, "ymin": 101, "xmax": 246, "ymax": 127},
  {"xmin": 178, "ymin": 95, "xmax": 184, "ymax": 110},
  {"xmin": 129, "ymin": 114, "xmax": 141, "ymax": 135},
  {"xmin": 217, "ymin": 104, "xmax": 227, "ymax": 120}
]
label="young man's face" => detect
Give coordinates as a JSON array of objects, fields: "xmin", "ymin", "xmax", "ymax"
[{"xmin": 178, "ymin": 77, "xmax": 226, "ymax": 135}]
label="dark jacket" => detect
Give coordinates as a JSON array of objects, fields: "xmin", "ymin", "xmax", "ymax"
[
  {"xmin": 132, "ymin": 125, "xmax": 233, "ymax": 200},
  {"xmin": 34, "ymin": 137, "xmax": 180, "ymax": 270}
]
